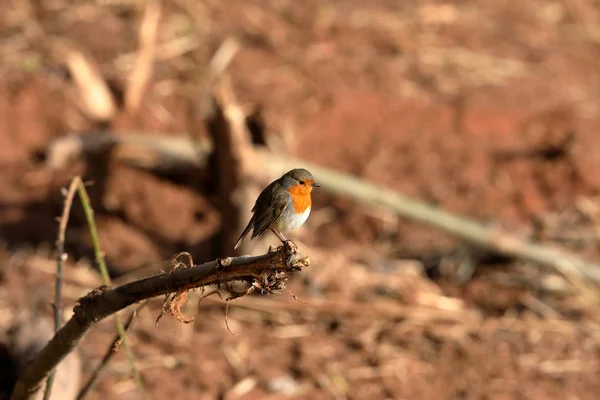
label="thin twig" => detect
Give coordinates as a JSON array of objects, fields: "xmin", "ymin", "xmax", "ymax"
[
  {"xmin": 76, "ymin": 302, "xmax": 147, "ymax": 400},
  {"xmin": 224, "ymin": 299, "xmax": 240, "ymax": 336},
  {"xmin": 43, "ymin": 179, "xmax": 79, "ymax": 400},
  {"xmin": 10, "ymin": 244, "xmax": 309, "ymax": 400},
  {"xmin": 74, "ymin": 181, "xmax": 148, "ymax": 400},
  {"xmin": 61, "ymin": 45, "xmax": 117, "ymax": 121},
  {"xmin": 125, "ymin": 0, "xmax": 162, "ymax": 113}
]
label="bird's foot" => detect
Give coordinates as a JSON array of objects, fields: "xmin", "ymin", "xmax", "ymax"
[
  {"xmin": 283, "ymin": 239, "xmax": 297, "ymax": 250},
  {"xmin": 282, "ymin": 240, "xmax": 300, "ymax": 268}
]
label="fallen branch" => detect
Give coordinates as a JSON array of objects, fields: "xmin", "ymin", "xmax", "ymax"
[
  {"xmin": 46, "ymin": 132, "xmax": 600, "ymax": 285},
  {"xmin": 46, "ymin": 132, "xmax": 212, "ymax": 172},
  {"xmin": 10, "ymin": 243, "xmax": 309, "ymax": 400}
]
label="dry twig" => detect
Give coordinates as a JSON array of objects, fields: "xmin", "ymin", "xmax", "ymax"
[
  {"xmin": 10, "ymin": 243, "xmax": 309, "ymax": 400},
  {"xmin": 125, "ymin": 0, "xmax": 162, "ymax": 114},
  {"xmin": 43, "ymin": 179, "xmax": 79, "ymax": 400},
  {"xmin": 61, "ymin": 46, "xmax": 117, "ymax": 121},
  {"xmin": 155, "ymin": 252, "xmax": 199, "ymax": 325}
]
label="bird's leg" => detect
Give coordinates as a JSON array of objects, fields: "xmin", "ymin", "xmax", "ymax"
[
  {"xmin": 270, "ymin": 228, "xmax": 287, "ymax": 243},
  {"xmin": 271, "ymin": 228, "xmax": 297, "ymax": 267}
]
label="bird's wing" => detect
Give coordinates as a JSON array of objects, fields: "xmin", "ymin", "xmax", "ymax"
[
  {"xmin": 250, "ymin": 183, "xmax": 290, "ymax": 239},
  {"xmin": 233, "ymin": 215, "xmax": 254, "ymax": 249}
]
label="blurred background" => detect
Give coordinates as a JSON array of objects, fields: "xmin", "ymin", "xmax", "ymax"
[{"xmin": 2, "ymin": 0, "xmax": 600, "ymax": 399}]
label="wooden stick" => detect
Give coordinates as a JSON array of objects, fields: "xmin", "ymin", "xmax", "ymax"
[
  {"xmin": 10, "ymin": 244, "xmax": 309, "ymax": 400},
  {"xmin": 45, "ymin": 132, "xmax": 600, "ymax": 284},
  {"xmin": 124, "ymin": 0, "xmax": 162, "ymax": 114}
]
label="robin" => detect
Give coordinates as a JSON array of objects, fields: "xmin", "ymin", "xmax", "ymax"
[{"xmin": 234, "ymin": 168, "xmax": 321, "ymax": 249}]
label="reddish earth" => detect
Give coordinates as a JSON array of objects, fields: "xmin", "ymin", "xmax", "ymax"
[{"xmin": 1, "ymin": 0, "xmax": 600, "ymax": 399}]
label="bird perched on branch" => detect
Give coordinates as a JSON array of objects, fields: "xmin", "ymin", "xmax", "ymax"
[{"xmin": 234, "ymin": 168, "xmax": 320, "ymax": 249}]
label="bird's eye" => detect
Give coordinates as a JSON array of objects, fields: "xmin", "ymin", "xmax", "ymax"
[{"xmin": 298, "ymin": 180, "xmax": 305, "ymax": 185}]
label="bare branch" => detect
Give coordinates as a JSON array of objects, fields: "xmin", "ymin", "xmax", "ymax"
[{"xmin": 10, "ymin": 243, "xmax": 309, "ymax": 400}]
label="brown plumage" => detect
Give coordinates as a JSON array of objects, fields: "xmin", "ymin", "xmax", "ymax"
[{"xmin": 234, "ymin": 168, "xmax": 320, "ymax": 249}]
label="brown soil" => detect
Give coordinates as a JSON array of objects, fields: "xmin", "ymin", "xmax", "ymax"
[{"xmin": 2, "ymin": 0, "xmax": 600, "ymax": 399}]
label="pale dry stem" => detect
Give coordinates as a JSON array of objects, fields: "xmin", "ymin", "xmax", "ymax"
[{"xmin": 125, "ymin": 0, "xmax": 162, "ymax": 113}]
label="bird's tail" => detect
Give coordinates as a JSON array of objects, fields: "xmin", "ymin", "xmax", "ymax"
[{"xmin": 233, "ymin": 217, "xmax": 254, "ymax": 249}]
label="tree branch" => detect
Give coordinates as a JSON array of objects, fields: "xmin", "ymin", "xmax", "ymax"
[{"xmin": 10, "ymin": 243, "xmax": 309, "ymax": 400}]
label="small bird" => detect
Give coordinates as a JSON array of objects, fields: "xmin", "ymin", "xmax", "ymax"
[{"xmin": 234, "ymin": 168, "xmax": 321, "ymax": 249}]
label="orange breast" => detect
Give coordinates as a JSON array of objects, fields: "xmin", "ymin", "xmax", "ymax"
[{"xmin": 287, "ymin": 184, "xmax": 312, "ymax": 213}]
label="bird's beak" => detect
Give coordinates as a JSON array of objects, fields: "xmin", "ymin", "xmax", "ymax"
[{"xmin": 312, "ymin": 182, "xmax": 321, "ymax": 188}]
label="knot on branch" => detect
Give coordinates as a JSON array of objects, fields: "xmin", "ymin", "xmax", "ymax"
[
  {"xmin": 216, "ymin": 257, "xmax": 233, "ymax": 268},
  {"xmin": 73, "ymin": 285, "xmax": 111, "ymax": 324}
]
